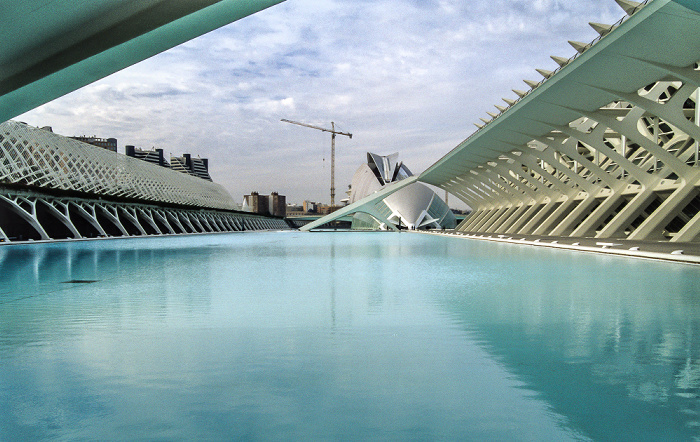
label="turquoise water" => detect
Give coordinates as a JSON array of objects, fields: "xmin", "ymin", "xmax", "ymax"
[{"xmin": 1, "ymin": 231, "xmax": 700, "ymax": 441}]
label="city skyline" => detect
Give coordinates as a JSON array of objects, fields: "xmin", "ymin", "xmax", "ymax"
[{"xmin": 16, "ymin": 0, "xmax": 627, "ymax": 206}]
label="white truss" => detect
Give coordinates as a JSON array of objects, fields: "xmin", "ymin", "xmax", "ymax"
[
  {"xmin": 417, "ymin": 0, "xmax": 700, "ymax": 243},
  {"xmin": 0, "ymin": 121, "xmax": 236, "ymax": 210},
  {"xmin": 0, "ymin": 189, "xmax": 291, "ymax": 242},
  {"xmin": 309, "ymin": 1, "xmax": 700, "ymax": 243},
  {"xmin": 448, "ymin": 77, "xmax": 700, "ymax": 242}
]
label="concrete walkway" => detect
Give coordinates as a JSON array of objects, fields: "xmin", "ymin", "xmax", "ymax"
[{"xmin": 420, "ymin": 230, "xmax": 700, "ymax": 265}]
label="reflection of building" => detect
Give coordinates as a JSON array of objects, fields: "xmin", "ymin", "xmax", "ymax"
[
  {"xmin": 243, "ymin": 192, "xmax": 286, "ymax": 217},
  {"xmin": 348, "ymin": 152, "xmax": 456, "ymax": 230}
]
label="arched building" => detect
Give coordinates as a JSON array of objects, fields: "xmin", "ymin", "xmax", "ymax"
[{"xmin": 348, "ymin": 152, "xmax": 456, "ymax": 230}]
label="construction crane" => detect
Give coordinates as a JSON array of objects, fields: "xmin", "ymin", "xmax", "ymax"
[{"xmin": 281, "ymin": 119, "xmax": 352, "ymax": 208}]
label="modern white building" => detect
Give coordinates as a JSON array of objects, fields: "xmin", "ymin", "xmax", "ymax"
[
  {"xmin": 0, "ymin": 120, "xmax": 290, "ymax": 242},
  {"xmin": 348, "ymin": 152, "xmax": 456, "ymax": 230}
]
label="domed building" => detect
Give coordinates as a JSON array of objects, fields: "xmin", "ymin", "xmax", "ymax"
[{"xmin": 348, "ymin": 152, "xmax": 456, "ymax": 230}]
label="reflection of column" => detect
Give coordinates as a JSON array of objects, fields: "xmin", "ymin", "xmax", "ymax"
[{"xmin": 330, "ymin": 240, "xmax": 336, "ymax": 330}]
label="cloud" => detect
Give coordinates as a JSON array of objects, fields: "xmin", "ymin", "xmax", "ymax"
[{"xmin": 17, "ymin": 0, "xmax": 628, "ymax": 207}]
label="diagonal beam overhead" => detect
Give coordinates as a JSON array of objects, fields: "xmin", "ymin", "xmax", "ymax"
[{"xmin": 0, "ymin": 0, "xmax": 285, "ymax": 123}]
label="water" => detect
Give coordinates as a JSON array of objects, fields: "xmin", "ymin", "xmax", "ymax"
[{"xmin": 1, "ymin": 231, "xmax": 699, "ymax": 441}]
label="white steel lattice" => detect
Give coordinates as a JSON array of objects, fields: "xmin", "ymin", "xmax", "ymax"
[{"xmin": 0, "ymin": 121, "xmax": 237, "ymax": 210}]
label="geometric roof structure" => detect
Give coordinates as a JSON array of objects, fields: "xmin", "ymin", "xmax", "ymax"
[
  {"xmin": 366, "ymin": 152, "xmax": 410, "ymax": 185},
  {"xmin": 0, "ymin": 0, "xmax": 284, "ymax": 123},
  {"xmin": 413, "ymin": 0, "xmax": 700, "ymax": 243},
  {"xmin": 420, "ymin": 0, "xmax": 700, "ymax": 186},
  {"xmin": 346, "ymin": 152, "xmax": 455, "ymax": 230},
  {"xmin": 0, "ymin": 121, "xmax": 237, "ymax": 210}
]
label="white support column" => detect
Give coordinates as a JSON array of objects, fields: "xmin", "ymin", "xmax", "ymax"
[
  {"xmin": 672, "ymin": 201, "xmax": 700, "ymax": 242},
  {"xmin": 166, "ymin": 211, "xmax": 188, "ymax": 233},
  {"xmin": 189, "ymin": 214, "xmax": 206, "ymax": 232},
  {"xmin": 152, "ymin": 210, "xmax": 176, "ymax": 234},
  {"xmin": 136, "ymin": 208, "xmax": 162, "ymax": 234},
  {"xmin": 118, "ymin": 207, "xmax": 147, "ymax": 235},
  {"xmin": 627, "ymin": 175, "xmax": 700, "ymax": 240},
  {"xmin": 485, "ymin": 205, "xmax": 519, "ymax": 233},
  {"xmin": 695, "ymin": 88, "xmax": 700, "ymax": 166},
  {"xmin": 0, "ymin": 195, "xmax": 50, "ymax": 240},
  {"xmin": 97, "ymin": 205, "xmax": 130, "ymax": 236},
  {"xmin": 70, "ymin": 202, "xmax": 107, "ymax": 237},
  {"xmin": 40, "ymin": 199, "xmax": 82, "ymax": 239}
]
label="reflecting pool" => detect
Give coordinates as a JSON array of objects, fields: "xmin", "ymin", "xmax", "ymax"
[{"xmin": 1, "ymin": 231, "xmax": 700, "ymax": 440}]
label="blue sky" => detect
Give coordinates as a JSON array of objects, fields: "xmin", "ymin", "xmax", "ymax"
[{"xmin": 18, "ymin": 0, "xmax": 627, "ymax": 206}]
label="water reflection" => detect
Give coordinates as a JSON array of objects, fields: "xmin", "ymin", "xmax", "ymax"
[
  {"xmin": 1, "ymin": 232, "xmax": 700, "ymax": 440},
  {"xmin": 432, "ymin": 239, "xmax": 700, "ymax": 440},
  {"xmin": 0, "ymin": 237, "xmax": 216, "ymax": 356}
]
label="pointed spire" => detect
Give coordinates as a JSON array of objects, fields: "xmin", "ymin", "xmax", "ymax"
[
  {"xmin": 590, "ymin": 22, "xmax": 614, "ymax": 36},
  {"xmin": 568, "ymin": 40, "xmax": 589, "ymax": 53},
  {"xmin": 615, "ymin": 0, "xmax": 642, "ymax": 15},
  {"xmin": 480, "ymin": 117, "xmax": 491, "ymax": 124},
  {"xmin": 523, "ymin": 79, "xmax": 540, "ymax": 88},
  {"xmin": 495, "ymin": 104, "xmax": 507, "ymax": 112},
  {"xmin": 550, "ymin": 55, "xmax": 569, "ymax": 67},
  {"xmin": 536, "ymin": 68, "xmax": 553, "ymax": 79},
  {"xmin": 512, "ymin": 89, "xmax": 528, "ymax": 98},
  {"xmin": 474, "ymin": 123, "xmax": 484, "ymax": 129},
  {"xmin": 486, "ymin": 112, "xmax": 498, "ymax": 118},
  {"xmin": 503, "ymin": 97, "xmax": 516, "ymax": 105}
]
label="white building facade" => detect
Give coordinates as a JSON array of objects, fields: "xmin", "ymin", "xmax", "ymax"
[{"xmin": 349, "ymin": 152, "xmax": 456, "ymax": 230}]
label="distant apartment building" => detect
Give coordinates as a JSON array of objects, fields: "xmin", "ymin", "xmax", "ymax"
[
  {"xmin": 243, "ymin": 192, "xmax": 286, "ymax": 217},
  {"xmin": 302, "ymin": 200, "xmax": 317, "ymax": 213},
  {"xmin": 270, "ymin": 192, "xmax": 286, "ymax": 217},
  {"xmin": 70, "ymin": 132, "xmax": 213, "ymax": 182},
  {"xmin": 125, "ymin": 146, "xmax": 212, "ymax": 181},
  {"xmin": 286, "ymin": 203, "xmax": 304, "ymax": 215},
  {"xmin": 70, "ymin": 135, "xmax": 118, "ymax": 152},
  {"xmin": 171, "ymin": 153, "xmax": 212, "ymax": 181},
  {"xmin": 125, "ymin": 145, "xmax": 168, "ymax": 167}
]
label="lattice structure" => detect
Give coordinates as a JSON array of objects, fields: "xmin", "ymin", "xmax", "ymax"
[
  {"xmin": 0, "ymin": 189, "xmax": 291, "ymax": 242},
  {"xmin": 416, "ymin": 0, "xmax": 700, "ymax": 243},
  {"xmin": 450, "ymin": 78, "xmax": 700, "ymax": 242},
  {"xmin": 0, "ymin": 121, "xmax": 292, "ymax": 242},
  {"xmin": 0, "ymin": 121, "xmax": 234, "ymax": 210}
]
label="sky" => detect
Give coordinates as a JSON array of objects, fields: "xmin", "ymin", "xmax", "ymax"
[{"xmin": 17, "ymin": 0, "xmax": 627, "ymax": 207}]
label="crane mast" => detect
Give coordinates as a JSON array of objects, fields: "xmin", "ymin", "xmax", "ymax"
[{"xmin": 281, "ymin": 119, "xmax": 352, "ymax": 209}]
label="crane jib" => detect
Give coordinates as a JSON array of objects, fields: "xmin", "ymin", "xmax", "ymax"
[{"xmin": 281, "ymin": 118, "xmax": 352, "ymax": 208}]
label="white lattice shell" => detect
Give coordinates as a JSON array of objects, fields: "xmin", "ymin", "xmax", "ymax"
[{"xmin": 0, "ymin": 121, "xmax": 237, "ymax": 210}]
